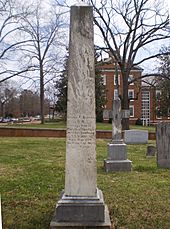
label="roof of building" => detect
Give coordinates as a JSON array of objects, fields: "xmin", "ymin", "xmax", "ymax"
[{"xmin": 97, "ymin": 56, "xmax": 143, "ymax": 72}]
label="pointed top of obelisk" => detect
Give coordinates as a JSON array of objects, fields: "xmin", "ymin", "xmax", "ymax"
[{"xmin": 74, "ymin": 0, "xmax": 89, "ymax": 6}]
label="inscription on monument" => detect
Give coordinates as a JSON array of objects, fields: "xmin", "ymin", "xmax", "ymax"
[
  {"xmin": 64, "ymin": 5, "xmax": 96, "ymax": 197},
  {"xmin": 67, "ymin": 117, "xmax": 95, "ymax": 147},
  {"xmin": 50, "ymin": 4, "xmax": 111, "ymax": 228}
]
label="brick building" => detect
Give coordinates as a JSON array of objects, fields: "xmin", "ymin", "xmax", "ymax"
[
  {"xmin": 98, "ymin": 57, "xmax": 170, "ymax": 125},
  {"xmin": 141, "ymin": 86, "xmax": 170, "ymax": 125}
]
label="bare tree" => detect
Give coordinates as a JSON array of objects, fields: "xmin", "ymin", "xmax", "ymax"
[
  {"xmin": 18, "ymin": 0, "xmax": 66, "ymax": 124},
  {"xmin": 19, "ymin": 89, "xmax": 40, "ymax": 117},
  {"xmin": 0, "ymin": 81, "xmax": 17, "ymax": 118},
  {"xmin": 89, "ymin": 0, "xmax": 170, "ymax": 129},
  {"xmin": 154, "ymin": 46, "xmax": 170, "ymax": 117},
  {"xmin": 0, "ymin": 0, "xmax": 36, "ymax": 84}
]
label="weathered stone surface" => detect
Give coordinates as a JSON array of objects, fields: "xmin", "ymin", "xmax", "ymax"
[
  {"xmin": 146, "ymin": 146, "xmax": 156, "ymax": 157},
  {"xmin": 112, "ymin": 99, "xmax": 122, "ymax": 141},
  {"xmin": 65, "ymin": 5, "xmax": 96, "ymax": 197},
  {"xmin": 50, "ymin": 205, "xmax": 111, "ymax": 229},
  {"xmin": 104, "ymin": 143, "xmax": 132, "ymax": 172},
  {"xmin": 124, "ymin": 130, "xmax": 148, "ymax": 144},
  {"xmin": 156, "ymin": 122, "xmax": 170, "ymax": 169},
  {"xmin": 104, "ymin": 159, "xmax": 132, "ymax": 172},
  {"xmin": 104, "ymin": 99, "xmax": 132, "ymax": 172},
  {"xmin": 50, "ymin": 4, "xmax": 111, "ymax": 228},
  {"xmin": 103, "ymin": 109, "xmax": 112, "ymax": 120},
  {"xmin": 107, "ymin": 143, "xmax": 127, "ymax": 160},
  {"xmin": 53, "ymin": 189, "xmax": 105, "ymax": 222}
]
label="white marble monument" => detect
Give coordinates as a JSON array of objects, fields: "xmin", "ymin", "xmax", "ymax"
[
  {"xmin": 104, "ymin": 99, "xmax": 132, "ymax": 172},
  {"xmin": 50, "ymin": 3, "xmax": 111, "ymax": 228}
]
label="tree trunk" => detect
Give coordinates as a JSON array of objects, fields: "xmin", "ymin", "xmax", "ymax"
[
  {"xmin": 52, "ymin": 109, "xmax": 54, "ymax": 120},
  {"xmin": 1, "ymin": 102, "xmax": 5, "ymax": 118},
  {"xmin": 0, "ymin": 103, "xmax": 3, "ymax": 117},
  {"xmin": 121, "ymin": 71, "xmax": 130, "ymax": 130},
  {"xmin": 40, "ymin": 63, "xmax": 44, "ymax": 124}
]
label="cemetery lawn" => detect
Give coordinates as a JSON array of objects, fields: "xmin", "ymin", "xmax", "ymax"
[
  {"xmin": 1, "ymin": 121, "xmax": 156, "ymax": 132},
  {"xmin": 0, "ymin": 121, "xmax": 67, "ymax": 129},
  {"xmin": 1, "ymin": 138, "xmax": 170, "ymax": 229}
]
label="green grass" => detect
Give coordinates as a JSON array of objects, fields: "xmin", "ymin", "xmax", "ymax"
[
  {"xmin": 1, "ymin": 138, "xmax": 170, "ymax": 228},
  {"xmin": 97, "ymin": 123, "xmax": 155, "ymax": 132},
  {"xmin": 0, "ymin": 121, "xmax": 156, "ymax": 132},
  {"xmin": 0, "ymin": 121, "xmax": 66, "ymax": 129}
]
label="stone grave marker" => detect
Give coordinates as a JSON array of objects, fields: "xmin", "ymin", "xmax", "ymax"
[
  {"xmin": 146, "ymin": 146, "xmax": 156, "ymax": 157},
  {"xmin": 104, "ymin": 98, "xmax": 132, "ymax": 172},
  {"xmin": 50, "ymin": 3, "xmax": 111, "ymax": 228},
  {"xmin": 124, "ymin": 129, "xmax": 148, "ymax": 144},
  {"xmin": 103, "ymin": 109, "xmax": 112, "ymax": 121},
  {"xmin": 156, "ymin": 122, "xmax": 170, "ymax": 169}
]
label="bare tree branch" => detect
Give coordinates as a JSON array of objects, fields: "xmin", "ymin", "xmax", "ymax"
[
  {"xmin": 91, "ymin": 0, "xmax": 170, "ymax": 129},
  {"xmin": 0, "ymin": 67, "xmax": 36, "ymax": 84}
]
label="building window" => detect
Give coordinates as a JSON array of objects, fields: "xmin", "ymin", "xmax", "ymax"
[
  {"xmin": 101, "ymin": 74, "xmax": 106, "ymax": 85},
  {"xmin": 129, "ymin": 105, "xmax": 134, "ymax": 117},
  {"xmin": 128, "ymin": 75, "xmax": 134, "ymax": 85},
  {"xmin": 168, "ymin": 108, "xmax": 170, "ymax": 119},
  {"xmin": 128, "ymin": 89, "xmax": 134, "ymax": 100},
  {"xmin": 114, "ymin": 89, "xmax": 119, "ymax": 100},
  {"xmin": 141, "ymin": 90, "xmax": 150, "ymax": 125},
  {"xmin": 114, "ymin": 75, "xmax": 120, "ymax": 85},
  {"xmin": 156, "ymin": 90, "xmax": 162, "ymax": 119},
  {"xmin": 156, "ymin": 106, "xmax": 162, "ymax": 119},
  {"xmin": 156, "ymin": 90, "xmax": 161, "ymax": 100}
]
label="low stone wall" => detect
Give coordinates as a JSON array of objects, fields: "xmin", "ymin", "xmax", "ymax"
[
  {"xmin": 0, "ymin": 127, "xmax": 156, "ymax": 140},
  {"xmin": 0, "ymin": 127, "xmax": 66, "ymax": 138},
  {"xmin": 148, "ymin": 132, "xmax": 156, "ymax": 140}
]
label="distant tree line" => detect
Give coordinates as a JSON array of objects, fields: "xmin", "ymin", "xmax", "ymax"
[
  {"xmin": 0, "ymin": 82, "xmax": 50, "ymax": 118},
  {"xmin": 0, "ymin": 0, "xmax": 170, "ymax": 128},
  {"xmin": 0, "ymin": 0, "xmax": 66, "ymax": 123}
]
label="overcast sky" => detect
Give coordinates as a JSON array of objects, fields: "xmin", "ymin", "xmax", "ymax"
[
  {"xmin": 62, "ymin": 0, "xmax": 170, "ymax": 73},
  {"xmin": 2, "ymin": 0, "xmax": 169, "ymax": 89}
]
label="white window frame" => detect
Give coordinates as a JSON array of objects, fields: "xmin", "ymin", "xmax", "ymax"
[
  {"xmin": 156, "ymin": 90, "xmax": 162, "ymax": 119},
  {"xmin": 156, "ymin": 106, "xmax": 162, "ymax": 119},
  {"xmin": 128, "ymin": 89, "xmax": 134, "ymax": 100},
  {"xmin": 129, "ymin": 105, "xmax": 134, "ymax": 117},
  {"xmin": 114, "ymin": 89, "xmax": 119, "ymax": 100},
  {"xmin": 156, "ymin": 90, "xmax": 161, "ymax": 100},
  {"xmin": 168, "ymin": 107, "xmax": 170, "ymax": 119},
  {"xmin": 101, "ymin": 74, "xmax": 106, "ymax": 85},
  {"xmin": 128, "ymin": 75, "xmax": 134, "ymax": 85},
  {"xmin": 114, "ymin": 74, "xmax": 120, "ymax": 85},
  {"xmin": 141, "ymin": 90, "xmax": 150, "ymax": 126}
]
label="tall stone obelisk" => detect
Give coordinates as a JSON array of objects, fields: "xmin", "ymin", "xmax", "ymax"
[
  {"xmin": 50, "ymin": 3, "xmax": 111, "ymax": 228},
  {"xmin": 65, "ymin": 3, "xmax": 96, "ymax": 197}
]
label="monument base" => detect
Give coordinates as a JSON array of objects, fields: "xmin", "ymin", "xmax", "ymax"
[
  {"xmin": 104, "ymin": 159, "xmax": 132, "ymax": 172},
  {"xmin": 50, "ymin": 189, "xmax": 111, "ymax": 229},
  {"xmin": 157, "ymin": 159, "xmax": 170, "ymax": 169},
  {"xmin": 104, "ymin": 142, "xmax": 132, "ymax": 172}
]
